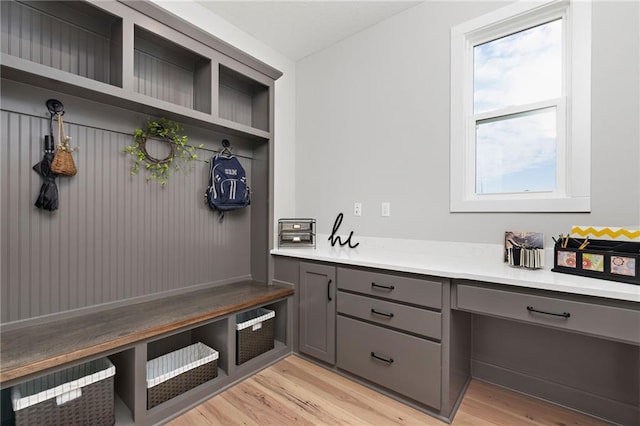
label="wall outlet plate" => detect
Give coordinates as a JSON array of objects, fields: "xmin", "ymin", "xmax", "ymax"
[{"xmin": 381, "ymin": 202, "xmax": 390, "ymax": 217}]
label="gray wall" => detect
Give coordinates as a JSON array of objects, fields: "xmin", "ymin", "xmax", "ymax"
[
  {"xmin": 1, "ymin": 80, "xmax": 262, "ymax": 324},
  {"xmin": 295, "ymin": 1, "xmax": 640, "ymax": 245}
]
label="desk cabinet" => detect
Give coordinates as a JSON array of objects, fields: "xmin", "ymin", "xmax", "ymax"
[
  {"xmin": 275, "ymin": 253, "xmax": 640, "ymax": 425},
  {"xmin": 453, "ymin": 280, "xmax": 640, "ymax": 426}
]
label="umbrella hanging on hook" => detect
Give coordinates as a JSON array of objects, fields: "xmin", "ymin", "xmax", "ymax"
[{"xmin": 33, "ymin": 99, "xmax": 64, "ymax": 211}]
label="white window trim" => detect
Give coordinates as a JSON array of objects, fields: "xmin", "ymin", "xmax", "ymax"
[{"xmin": 450, "ymin": 0, "xmax": 591, "ymax": 212}]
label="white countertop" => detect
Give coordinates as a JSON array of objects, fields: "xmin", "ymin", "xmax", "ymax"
[{"xmin": 271, "ymin": 235, "xmax": 640, "ymax": 303}]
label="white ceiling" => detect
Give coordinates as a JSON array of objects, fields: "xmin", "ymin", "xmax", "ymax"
[{"xmin": 196, "ymin": 1, "xmax": 422, "ymax": 61}]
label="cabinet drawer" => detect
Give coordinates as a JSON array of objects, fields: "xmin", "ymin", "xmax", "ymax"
[
  {"xmin": 280, "ymin": 231, "xmax": 314, "ymax": 243},
  {"xmin": 455, "ymin": 284, "xmax": 640, "ymax": 345},
  {"xmin": 337, "ymin": 267, "xmax": 442, "ymax": 309},
  {"xmin": 337, "ymin": 316, "xmax": 441, "ymax": 409},
  {"xmin": 338, "ymin": 292, "xmax": 441, "ymax": 340},
  {"xmin": 279, "ymin": 220, "xmax": 314, "ymax": 231}
]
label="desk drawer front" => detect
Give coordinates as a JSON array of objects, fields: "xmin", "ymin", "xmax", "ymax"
[
  {"xmin": 456, "ymin": 284, "xmax": 640, "ymax": 345},
  {"xmin": 338, "ymin": 292, "xmax": 441, "ymax": 340},
  {"xmin": 337, "ymin": 268, "xmax": 442, "ymax": 309},
  {"xmin": 337, "ymin": 316, "xmax": 441, "ymax": 409}
]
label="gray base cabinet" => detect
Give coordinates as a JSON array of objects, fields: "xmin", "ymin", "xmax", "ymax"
[
  {"xmin": 336, "ymin": 266, "xmax": 445, "ymax": 411},
  {"xmin": 298, "ymin": 263, "xmax": 336, "ymax": 364},
  {"xmin": 273, "ymin": 257, "xmax": 453, "ymax": 419},
  {"xmin": 274, "ymin": 254, "xmax": 639, "ymax": 425}
]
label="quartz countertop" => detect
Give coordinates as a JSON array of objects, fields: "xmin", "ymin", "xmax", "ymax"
[{"xmin": 271, "ymin": 235, "xmax": 640, "ymax": 303}]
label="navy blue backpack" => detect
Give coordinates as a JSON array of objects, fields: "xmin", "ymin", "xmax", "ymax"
[{"xmin": 205, "ymin": 153, "xmax": 250, "ymax": 221}]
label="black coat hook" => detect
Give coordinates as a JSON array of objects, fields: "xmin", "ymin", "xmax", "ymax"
[
  {"xmin": 45, "ymin": 99, "xmax": 64, "ymax": 151},
  {"xmin": 46, "ymin": 99, "xmax": 64, "ymax": 115}
]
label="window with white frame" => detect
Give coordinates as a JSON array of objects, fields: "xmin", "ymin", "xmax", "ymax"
[{"xmin": 450, "ymin": 0, "xmax": 591, "ymax": 212}]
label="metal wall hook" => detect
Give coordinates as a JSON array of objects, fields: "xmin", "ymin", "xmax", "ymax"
[
  {"xmin": 46, "ymin": 99, "xmax": 65, "ymax": 116},
  {"xmin": 220, "ymin": 139, "xmax": 233, "ymax": 156}
]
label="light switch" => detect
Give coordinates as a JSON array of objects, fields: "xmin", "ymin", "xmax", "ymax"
[{"xmin": 381, "ymin": 202, "xmax": 390, "ymax": 217}]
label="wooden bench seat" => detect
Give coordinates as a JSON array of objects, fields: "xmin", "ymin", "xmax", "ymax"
[{"xmin": 0, "ymin": 281, "xmax": 293, "ymax": 386}]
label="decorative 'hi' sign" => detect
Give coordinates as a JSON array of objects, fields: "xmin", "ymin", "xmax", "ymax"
[{"xmin": 329, "ymin": 213, "xmax": 360, "ymax": 248}]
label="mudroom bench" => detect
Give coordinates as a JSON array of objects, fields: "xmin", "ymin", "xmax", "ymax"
[{"xmin": 0, "ymin": 281, "xmax": 294, "ymax": 425}]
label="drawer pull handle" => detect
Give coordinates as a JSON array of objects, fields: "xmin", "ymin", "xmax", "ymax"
[
  {"xmin": 371, "ymin": 308, "xmax": 394, "ymax": 318},
  {"xmin": 526, "ymin": 306, "xmax": 570, "ymax": 318},
  {"xmin": 371, "ymin": 282, "xmax": 395, "ymax": 291},
  {"xmin": 327, "ymin": 279, "xmax": 333, "ymax": 302},
  {"xmin": 371, "ymin": 352, "xmax": 394, "ymax": 364}
]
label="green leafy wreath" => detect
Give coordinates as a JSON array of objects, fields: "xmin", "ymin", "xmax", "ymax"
[{"xmin": 124, "ymin": 118, "xmax": 202, "ymax": 186}]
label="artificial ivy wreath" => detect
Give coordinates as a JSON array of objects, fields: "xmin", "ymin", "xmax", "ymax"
[{"xmin": 124, "ymin": 118, "xmax": 201, "ymax": 186}]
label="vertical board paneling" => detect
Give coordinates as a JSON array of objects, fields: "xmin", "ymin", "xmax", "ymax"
[
  {"xmin": 219, "ymin": 84, "xmax": 252, "ymax": 127},
  {"xmin": 133, "ymin": 50, "xmax": 195, "ymax": 109},
  {"xmin": 1, "ymin": 109, "xmax": 254, "ymax": 323},
  {"xmin": 0, "ymin": 1, "xmax": 112, "ymax": 84}
]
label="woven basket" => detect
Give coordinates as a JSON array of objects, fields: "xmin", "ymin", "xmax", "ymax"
[
  {"xmin": 51, "ymin": 112, "xmax": 77, "ymax": 176},
  {"xmin": 11, "ymin": 358, "xmax": 115, "ymax": 426},
  {"xmin": 51, "ymin": 148, "xmax": 77, "ymax": 176},
  {"xmin": 236, "ymin": 308, "xmax": 275, "ymax": 365},
  {"xmin": 146, "ymin": 342, "xmax": 218, "ymax": 409}
]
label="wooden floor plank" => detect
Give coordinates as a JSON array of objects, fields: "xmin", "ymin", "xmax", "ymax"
[
  {"xmin": 251, "ymin": 369, "xmax": 364, "ymax": 425},
  {"xmin": 460, "ymin": 380, "xmax": 609, "ymax": 426},
  {"xmin": 271, "ymin": 357, "xmax": 442, "ymax": 425},
  {"xmin": 168, "ymin": 355, "xmax": 610, "ymax": 426}
]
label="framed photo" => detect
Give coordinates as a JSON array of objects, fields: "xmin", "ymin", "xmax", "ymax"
[{"xmin": 504, "ymin": 231, "xmax": 544, "ymax": 262}]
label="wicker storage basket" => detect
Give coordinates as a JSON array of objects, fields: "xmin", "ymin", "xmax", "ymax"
[
  {"xmin": 146, "ymin": 342, "xmax": 218, "ymax": 409},
  {"xmin": 236, "ymin": 308, "xmax": 275, "ymax": 365},
  {"xmin": 11, "ymin": 357, "xmax": 115, "ymax": 426}
]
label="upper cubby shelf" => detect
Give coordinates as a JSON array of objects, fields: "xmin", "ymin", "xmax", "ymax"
[
  {"xmin": 1, "ymin": 0, "xmax": 123, "ymax": 87},
  {"xmin": 134, "ymin": 25, "xmax": 211, "ymax": 115},
  {"xmin": 0, "ymin": 0, "xmax": 280, "ymax": 139},
  {"xmin": 219, "ymin": 65, "xmax": 269, "ymax": 132}
]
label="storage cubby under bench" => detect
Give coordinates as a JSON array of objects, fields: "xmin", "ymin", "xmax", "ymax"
[{"xmin": 0, "ymin": 281, "xmax": 294, "ymax": 425}]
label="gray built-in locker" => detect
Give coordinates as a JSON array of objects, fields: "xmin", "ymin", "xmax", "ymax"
[{"xmin": 0, "ymin": 0, "xmax": 281, "ymax": 324}]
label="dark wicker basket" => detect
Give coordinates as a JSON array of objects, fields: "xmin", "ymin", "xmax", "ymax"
[
  {"xmin": 236, "ymin": 308, "xmax": 275, "ymax": 365},
  {"xmin": 12, "ymin": 358, "xmax": 115, "ymax": 426},
  {"xmin": 146, "ymin": 342, "xmax": 218, "ymax": 409}
]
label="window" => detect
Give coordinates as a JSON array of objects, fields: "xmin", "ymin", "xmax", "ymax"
[{"xmin": 450, "ymin": 0, "xmax": 591, "ymax": 212}]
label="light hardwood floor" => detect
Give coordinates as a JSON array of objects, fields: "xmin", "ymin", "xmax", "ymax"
[{"xmin": 168, "ymin": 355, "xmax": 609, "ymax": 426}]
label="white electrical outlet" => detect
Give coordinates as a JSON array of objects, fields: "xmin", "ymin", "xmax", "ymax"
[
  {"xmin": 381, "ymin": 202, "xmax": 390, "ymax": 217},
  {"xmin": 354, "ymin": 202, "xmax": 362, "ymax": 216}
]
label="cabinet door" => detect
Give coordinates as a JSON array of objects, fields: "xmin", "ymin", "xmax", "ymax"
[{"xmin": 299, "ymin": 263, "xmax": 336, "ymax": 364}]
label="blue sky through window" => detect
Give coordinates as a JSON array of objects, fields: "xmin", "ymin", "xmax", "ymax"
[
  {"xmin": 476, "ymin": 108, "xmax": 557, "ymax": 194},
  {"xmin": 473, "ymin": 20, "xmax": 562, "ymax": 194}
]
